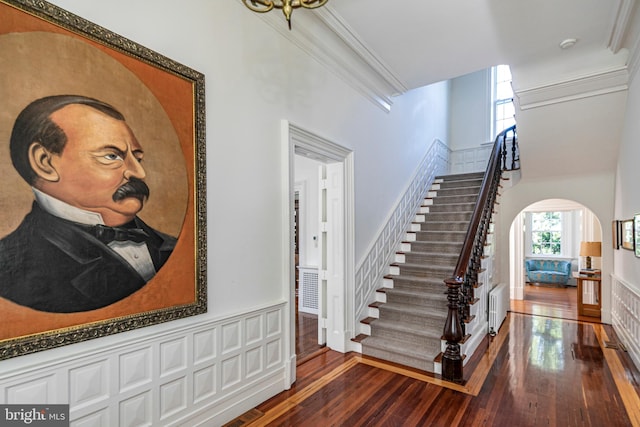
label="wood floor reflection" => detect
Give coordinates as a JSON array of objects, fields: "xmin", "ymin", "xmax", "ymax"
[
  {"xmin": 244, "ymin": 312, "xmax": 640, "ymax": 426},
  {"xmin": 510, "ymin": 284, "xmax": 603, "ymax": 323},
  {"xmin": 296, "ymin": 311, "xmax": 325, "ymax": 364}
]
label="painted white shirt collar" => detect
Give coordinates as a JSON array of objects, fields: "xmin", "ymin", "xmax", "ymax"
[{"xmin": 33, "ymin": 187, "xmax": 105, "ymax": 225}]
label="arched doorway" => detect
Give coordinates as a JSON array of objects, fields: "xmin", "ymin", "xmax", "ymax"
[{"xmin": 508, "ymin": 198, "xmax": 603, "ymax": 321}]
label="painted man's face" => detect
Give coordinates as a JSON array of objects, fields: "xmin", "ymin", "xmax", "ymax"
[{"xmin": 39, "ymin": 104, "xmax": 148, "ymax": 226}]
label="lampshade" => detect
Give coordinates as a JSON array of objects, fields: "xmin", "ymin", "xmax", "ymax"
[{"xmin": 580, "ymin": 241, "xmax": 601, "ymax": 257}]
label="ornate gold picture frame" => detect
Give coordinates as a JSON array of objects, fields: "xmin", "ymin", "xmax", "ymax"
[
  {"xmin": 0, "ymin": 0, "xmax": 206, "ymax": 359},
  {"xmin": 621, "ymin": 219, "xmax": 634, "ymax": 252}
]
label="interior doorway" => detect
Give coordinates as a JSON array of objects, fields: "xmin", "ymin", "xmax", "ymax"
[{"xmin": 283, "ymin": 121, "xmax": 355, "ymax": 384}]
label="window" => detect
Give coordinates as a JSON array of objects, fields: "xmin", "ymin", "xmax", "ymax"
[
  {"xmin": 492, "ymin": 64, "xmax": 515, "ymax": 138},
  {"xmin": 531, "ymin": 211, "xmax": 562, "ymax": 255}
]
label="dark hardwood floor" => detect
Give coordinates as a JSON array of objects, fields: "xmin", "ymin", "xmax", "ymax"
[
  {"xmin": 295, "ymin": 310, "xmax": 325, "ymax": 364},
  {"xmin": 511, "ymin": 283, "xmax": 602, "ymax": 323},
  {"xmin": 228, "ymin": 286, "xmax": 640, "ymax": 426}
]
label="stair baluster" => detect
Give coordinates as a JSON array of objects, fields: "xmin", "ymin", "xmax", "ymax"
[{"xmin": 442, "ymin": 125, "xmax": 517, "ymax": 382}]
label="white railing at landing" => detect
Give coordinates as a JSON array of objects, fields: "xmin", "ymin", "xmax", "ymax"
[
  {"xmin": 611, "ymin": 274, "xmax": 640, "ymax": 370},
  {"xmin": 450, "ymin": 137, "xmax": 519, "ymax": 175},
  {"xmin": 450, "ymin": 143, "xmax": 493, "ymax": 174},
  {"xmin": 353, "ymin": 139, "xmax": 449, "ymax": 326}
]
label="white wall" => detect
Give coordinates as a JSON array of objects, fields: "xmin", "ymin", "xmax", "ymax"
[
  {"xmin": 448, "ymin": 69, "xmax": 492, "ymax": 150},
  {"xmin": 0, "ymin": 1, "xmax": 450, "ymax": 425},
  {"xmin": 610, "ymin": 47, "xmax": 640, "ymax": 370},
  {"xmin": 615, "ymin": 64, "xmax": 640, "ymax": 288}
]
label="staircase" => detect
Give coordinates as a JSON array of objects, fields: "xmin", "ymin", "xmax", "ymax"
[{"xmin": 358, "ymin": 172, "xmax": 485, "ymax": 373}]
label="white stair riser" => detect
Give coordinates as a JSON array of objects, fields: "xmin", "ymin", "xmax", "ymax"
[
  {"xmin": 360, "ymin": 323, "xmax": 371, "ymax": 335},
  {"xmin": 433, "ymin": 362, "xmax": 442, "ymax": 375}
]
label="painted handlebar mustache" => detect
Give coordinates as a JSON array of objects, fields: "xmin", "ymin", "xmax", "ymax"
[{"xmin": 112, "ymin": 178, "xmax": 150, "ymax": 203}]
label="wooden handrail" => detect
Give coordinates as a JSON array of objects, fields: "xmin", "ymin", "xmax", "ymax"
[{"xmin": 441, "ymin": 125, "xmax": 517, "ymax": 382}]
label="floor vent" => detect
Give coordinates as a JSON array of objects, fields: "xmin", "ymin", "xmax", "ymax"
[{"xmin": 298, "ymin": 267, "xmax": 319, "ymax": 314}]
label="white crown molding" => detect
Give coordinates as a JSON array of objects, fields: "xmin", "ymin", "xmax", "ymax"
[
  {"xmin": 514, "ymin": 67, "xmax": 629, "ymax": 110},
  {"xmin": 315, "ymin": 7, "xmax": 408, "ymax": 95},
  {"xmin": 253, "ymin": 5, "xmax": 408, "ymax": 112},
  {"xmin": 628, "ymin": 36, "xmax": 640, "ymax": 84},
  {"xmin": 623, "ymin": 0, "xmax": 640, "ymax": 84},
  {"xmin": 607, "ymin": 0, "xmax": 635, "ymax": 53}
]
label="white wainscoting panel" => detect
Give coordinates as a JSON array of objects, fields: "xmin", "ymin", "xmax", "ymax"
[
  {"xmin": 611, "ymin": 275, "xmax": 640, "ymax": 370},
  {"xmin": 120, "ymin": 391, "xmax": 151, "ymax": 427},
  {"xmin": 246, "ymin": 315, "xmax": 263, "ymax": 346},
  {"xmin": 69, "ymin": 360, "xmax": 109, "ymax": 410},
  {"xmin": 160, "ymin": 337, "xmax": 187, "ymax": 378},
  {"xmin": 160, "ymin": 377, "xmax": 187, "ymax": 420},
  {"xmin": 353, "ymin": 140, "xmax": 449, "ymax": 327},
  {"xmin": 120, "ymin": 348, "xmax": 152, "ymax": 393},
  {"xmin": 5, "ymin": 374, "xmax": 56, "ymax": 404},
  {"xmin": 74, "ymin": 409, "xmax": 108, "ymax": 427},
  {"xmin": 0, "ymin": 303, "xmax": 288, "ymax": 427},
  {"xmin": 450, "ymin": 144, "xmax": 492, "ymax": 174}
]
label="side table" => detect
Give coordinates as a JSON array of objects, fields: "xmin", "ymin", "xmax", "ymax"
[{"xmin": 573, "ymin": 272, "xmax": 602, "ymax": 318}]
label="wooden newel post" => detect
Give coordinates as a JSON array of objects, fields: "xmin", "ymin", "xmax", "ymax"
[{"xmin": 442, "ymin": 277, "xmax": 464, "ymax": 382}]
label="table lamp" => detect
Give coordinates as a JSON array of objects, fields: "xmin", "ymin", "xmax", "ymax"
[{"xmin": 580, "ymin": 241, "xmax": 601, "ymax": 270}]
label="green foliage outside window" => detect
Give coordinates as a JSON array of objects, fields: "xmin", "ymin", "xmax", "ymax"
[{"xmin": 531, "ymin": 211, "xmax": 561, "ymax": 255}]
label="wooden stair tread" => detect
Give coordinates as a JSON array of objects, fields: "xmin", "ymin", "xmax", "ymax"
[
  {"xmin": 391, "ymin": 262, "xmax": 451, "ymax": 270},
  {"xmin": 351, "ymin": 333, "xmax": 368, "ymax": 343},
  {"xmin": 463, "ymin": 315, "xmax": 476, "ymax": 324},
  {"xmin": 434, "ymin": 350, "xmax": 468, "ymax": 364}
]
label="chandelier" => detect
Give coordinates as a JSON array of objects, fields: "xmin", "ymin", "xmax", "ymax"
[{"xmin": 242, "ymin": 0, "xmax": 329, "ymax": 30}]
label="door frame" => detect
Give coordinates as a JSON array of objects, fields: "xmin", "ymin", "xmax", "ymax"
[{"xmin": 281, "ymin": 120, "xmax": 355, "ymax": 386}]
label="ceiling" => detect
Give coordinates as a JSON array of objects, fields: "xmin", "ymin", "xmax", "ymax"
[
  {"xmin": 327, "ymin": 0, "xmax": 630, "ymax": 91},
  {"xmin": 322, "ymin": 0, "xmax": 638, "ymax": 179},
  {"xmin": 255, "ymin": 0, "xmax": 638, "ymax": 179}
]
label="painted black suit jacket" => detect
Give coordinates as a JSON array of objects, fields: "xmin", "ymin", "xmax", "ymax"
[{"xmin": 0, "ymin": 202, "xmax": 176, "ymax": 313}]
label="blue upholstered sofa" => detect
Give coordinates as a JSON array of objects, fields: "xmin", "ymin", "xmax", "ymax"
[{"xmin": 525, "ymin": 259, "xmax": 571, "ymax": 286}]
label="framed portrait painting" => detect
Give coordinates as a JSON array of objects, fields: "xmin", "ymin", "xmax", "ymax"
[
  {"xmin": 635, "ymin": 215, "xmax": 640, "ymax": 258},
  {"xmin": 612, "ymin": 220, "xmax": 621, "ymax": 250},
  {"xmin": 622, "ymin": 219, "xmax": 634, "ymax": 251},
  {"xmin": 0, "ymin": 0, "xmax": 206, "ymax": 359}
]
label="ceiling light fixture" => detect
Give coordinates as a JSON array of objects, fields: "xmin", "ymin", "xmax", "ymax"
[
  {"xmin": 559, "ymin": 38, "xmax": 578, "ymax": 49},
  {"xmin": 242, "ymin": 0, "xmax": 329, "ymax": 30}
]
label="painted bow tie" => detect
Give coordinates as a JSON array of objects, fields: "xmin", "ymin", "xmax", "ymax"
[{"xmin": 92, "ymin": 224, "xmax": 150, "ymax": 244}]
